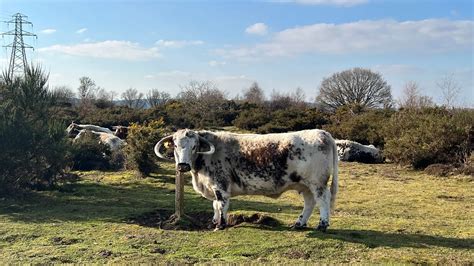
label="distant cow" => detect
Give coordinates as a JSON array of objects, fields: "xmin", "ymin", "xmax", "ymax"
[
  {"xmin": 75, "ymin": 129, "xmax": 125, "ymax": 152},
  {"xmin": 154, "ymin": 129, "xmax": 338, "ymax": 231},
  {"xmin": 335, "ymin": 140, "xmax": 383, "ymax": 163},
  {"xmin": 66, "ymin": 122, "xmax": 113, "ymax": 138},
  {"xmin": 112, "ymin": 126, "xmax": 129, "ymax": 139}
]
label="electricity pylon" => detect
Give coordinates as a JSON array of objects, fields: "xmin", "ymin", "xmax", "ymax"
[{"xmin": 1, "ymin": 13, "xmax": 37, "ymax": 79}]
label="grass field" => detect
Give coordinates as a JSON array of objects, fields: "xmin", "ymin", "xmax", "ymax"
[{"xmin": 0, "ymin": 162, "xmax": 472, "ymax": 263}]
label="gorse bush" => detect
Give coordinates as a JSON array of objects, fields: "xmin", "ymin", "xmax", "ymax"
[
  {"xmin": 0, "ymin": 66, "xmax": 69, "ymax": 191},
  {"xmin": 383, "ymin": 107, "xmax": 473, "ymax": 169},
  {"xmin": 68, "ymin": 131, "xmax": 113, "ymax": 170},
  {"xmin": 125, "ymin": 119, "xmax": 167, "ymax": 176},
  {"xmin": 324, "ymin": 107, "xmax": 393, "ymax": 147}
]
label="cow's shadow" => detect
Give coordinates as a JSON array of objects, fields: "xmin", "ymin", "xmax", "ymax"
[{"xmin": 307, "ymin": 229, "xmax": 473, "ymax": 250}]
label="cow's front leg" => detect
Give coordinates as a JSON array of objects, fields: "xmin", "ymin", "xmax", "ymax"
[
  {"xmin": 292, "ymin": 189, "xmax": 315, "ymax": 229},
  {"xmin": 212, "ymin": 200, "xmax": 219, "ymax": 225},
  {"xmin": 213, "ymin": 189, "xmax": 230, "ymax": 231}
]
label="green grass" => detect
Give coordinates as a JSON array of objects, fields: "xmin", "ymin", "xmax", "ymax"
[{"xmin": 0, "ymin": 162, "xmax": 473, "ymax": 263}]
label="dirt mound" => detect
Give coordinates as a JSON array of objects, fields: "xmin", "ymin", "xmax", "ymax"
[{"xmin": 126, "ymin": 210, "xmax": 281, "ymax": 231}]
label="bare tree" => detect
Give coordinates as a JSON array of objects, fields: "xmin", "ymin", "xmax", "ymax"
[
  {"xmin": 77, "ymin": 76, "xmax": 97, "ymax": 102},
  {"xmin": 242, "ymin": 82, "xmax": 265, "ymax": 104},
  {"xmin": 290, "ymin": 87, "xmax": 307, "ymax": 108},
  {"xmin": 77, "ymin": 77, "xmax": 98, "ymax": 114},
  {"xmin": 316, "ymin": 68, "xmax": 393, "ymax": 112},
  {"xmin": 178, "ymin": 80, "xmax": 228, "ymax": 126},
  {"xmin": 398, "ymin": 81, "xmax": 434, "ymax": 109},
  {"xmin": 437, "ymin": 74, "xmax": 461, "ymax": 108},
  {"xmin": 269, "ymin": 90, "xmax": 292, "ymax": 110},
  {"xmin": 95, "ymin": 87, "xmax": 115, "ymax": 108},
  {"xmin": 146, "ymin": 89, "xmax": 171, "ymax": 108},
  {"xmin": 122, "ymin": 88, "xmax": 145, "ymax": 109},
  {"xmin": 51, "ymin": 85, "xmax": 75, "ymax": 105}
]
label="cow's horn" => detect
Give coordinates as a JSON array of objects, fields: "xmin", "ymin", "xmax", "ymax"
[
  {"xmin": 154, "ymin": 135, "xmax": 174, "ymax": 160},
  {"xmin": 197, "ymin": 136, "xmax": 215, "ymax": 155}
]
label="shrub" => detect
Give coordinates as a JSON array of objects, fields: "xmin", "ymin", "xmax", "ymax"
[
  {"xmin": 324, "ymin": 107, "xmax": 393, "ymax": 147},
  {"xmin": 0, "ymin": 67, "xmax": 69, "ymax": 191},
  {"xmin": 383, "ymin": 107, "xmax": 472, "ymax": 169},
  {"xmin": 233, "ymin": 108, "xmax": 271, "ymax": 131},
  {"xmin": 69, "ymin": 131, "xmax": 112, "ymax": 170},
  {"xmin": 124, "ymin": 119, "xmax": 167, "ymax": 176}
]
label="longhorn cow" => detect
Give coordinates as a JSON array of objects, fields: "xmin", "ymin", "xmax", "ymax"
[{"xmin": 154, "ymin": 129, "xmax": 338, "ymax": 231}]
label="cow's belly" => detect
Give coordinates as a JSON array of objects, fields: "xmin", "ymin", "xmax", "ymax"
[{"xmin": 229, "ymin": 174, "xmax": 308, "ymax": 197}]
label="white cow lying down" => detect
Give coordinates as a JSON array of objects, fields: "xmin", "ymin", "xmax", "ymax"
[
  {"xmin": 335, "ymin": 139, "xmax": 383, "ymax": 163},
  {"xmin": 74, "ymin": 129, "xmax": 125, "ymax": 152}
]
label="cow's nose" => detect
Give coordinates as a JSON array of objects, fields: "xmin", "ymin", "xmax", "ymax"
[{"xmin": 177, "ymin": 163, "xmax": 191, "ymax": 172}]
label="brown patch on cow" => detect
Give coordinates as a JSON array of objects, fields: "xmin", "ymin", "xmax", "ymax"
[{"xmin": 237, "ymin": 142, "xmax": 290, "ymax": 186}]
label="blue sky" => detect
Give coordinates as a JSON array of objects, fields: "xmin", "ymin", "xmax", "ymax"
[{"xmin": 1, "ymin": 0, "xmax": 473, "ymax": 105}]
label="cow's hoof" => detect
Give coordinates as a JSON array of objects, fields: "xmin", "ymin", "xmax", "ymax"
[
  {"xmin": 213, "ymin": 224, "xmax": 226, "ymax": 231},
  {"xmin": 291, "ymin": 222, "xmax": 307, "ymax": 230},
  {"xmin": 316, "ymin": 220, "xmax": 329, "ymax": 232}
]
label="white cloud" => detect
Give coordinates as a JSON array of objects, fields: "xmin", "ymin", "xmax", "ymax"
[
  {"xmin": 208, "ymin": 60, "xmax": 227, "ymax": 67},
  {"xmin": 219, "ymin": 19, "xmax": 474, "ymax": 59},
  {"xmin": 155, "ymin": 39, "xmax": 204, "ymax": 48},
  {"xmin": 40, "ymin": 29, "xmax": 56, "ymax": 34},
  {"xmin": 38, "ymin": 40, "xmax": 161, "ymax": 61},
  {"xmin": 245, "ymin": 23, "xmax": 268, "ymax": 35},
  {"xmin": 76, "ymin": 28, "xmax": 87, "ymax": 34}
]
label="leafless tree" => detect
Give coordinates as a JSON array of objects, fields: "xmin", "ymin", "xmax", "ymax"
[
  {"xmin": 437, "ymin": 74, "xmax": 461, "ymax": 108},
  {"xmin": 95, "ymin": 87, "xmax": 115, "ymax": 108},
  {"xmin": 51, "ymin": 85, "xmax": 75, "ymax": 104},
  {"xmin": 290, "ymin": 87, "xmax": 307, "ymax": 108},
  {"xmin": 122, "ymin": 88, "xmax": 145, "ymax": 109},
  {"xmin": 316, "ymin": 68, "xmax": 393, "ymax": 112},
  {"xmin": 77, "ymin": 77, "xmax": 98, "ymax": 114},
  {"xmin": 398, "ymin": 81, "xmax": 434, "ymax": 109},
  {"xmin": 269, "ymin": 90, "xmax": 292, "ymax": 110},
  {"xmin": 242, "ymin": 82, "xmax": 265, "ymax": 104},
  {"xmin": 77, "ymin": 76, "xmax": 97, "ymax": 102},
  {"xmin": 146, "ymin": 89, "xmax": 171, "ymax": 108},
  {"xmin": 178, "ymin": 80, "xmax": 228, "ymax": 125}
]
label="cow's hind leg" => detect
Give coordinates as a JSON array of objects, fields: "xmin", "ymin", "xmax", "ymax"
[
  {"xmin": 212, "ymin": 200, "xmax": 219, "ymax": 225},
  {"xmin": 292, "ymin": 189, "xmax": 315, "ymax": 229},
  {"xmin": 213, "ymin": 189, "xmax": 230, "ymax": 231},
  {"xmin": 312, "ymin": 185, "xmax": 331, "ymax": 232}
]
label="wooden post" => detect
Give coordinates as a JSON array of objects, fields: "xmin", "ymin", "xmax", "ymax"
[{"xmin": 174, "ymin": 170, "xmax": 185, "ymax": 219}]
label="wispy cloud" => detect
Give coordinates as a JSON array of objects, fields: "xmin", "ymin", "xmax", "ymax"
[
  {"xmin": 40, "ymin": 28, "xmax": 56, "ymax": 34},
  {"xmin": 208, "ymin": 60, "xmax": 227, "ymax": 67},
  {"xmin": 38, "ymin": 40, "xmax": 161, "ymax": 61},
  {"xmin": 245, "ymin": 23, "xmax": 268, "ymax": 35},
  {"xmin": 270, "ymin": 0, "xmax": 368, "ymax": 7},
  {"xmin": 155, "ymin": 39, "xmax": 204, "ymax": 48},
  {"xmin": 76, "ymin": 28, "xmax": 87, "ymax": 34},
  {"xmin": 217, "ymin": 19, "xmax": 474, "ymax": 60}
]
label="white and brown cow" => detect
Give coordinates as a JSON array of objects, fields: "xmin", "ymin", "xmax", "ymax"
[
  {"xmin": 154, "ymin": 129, "xmax": 339, "ymax": 231},
  {"xmin": 335, "ymin": 140, "xmax": 383, "ymax": 163},
  {"xmin": 74, "ymin": 129, "xmax": 125, "ymax": 152},
  {"xmin": 66, "ymin": 122, "xmax": 114, "ymax": 138}
]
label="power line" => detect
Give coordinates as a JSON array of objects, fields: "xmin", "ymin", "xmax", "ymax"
[{"xmin": 1, "ymin": 13, "xmax": 37, "ymax": 79}]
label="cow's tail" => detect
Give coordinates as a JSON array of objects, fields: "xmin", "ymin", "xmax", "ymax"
[{"xmin": 330, "ymin": 138, "xmax": 339, "ymax": 212}]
